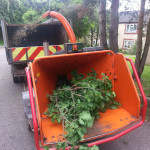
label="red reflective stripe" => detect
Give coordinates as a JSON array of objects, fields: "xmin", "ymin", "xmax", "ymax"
[
  {"xmin": 57, "ymin": 45, "xmax": 63, "ymax": 51},
  {"xmin": 53, "ymin": 45, "xmax": 56, "ymax": 49},
  {"xmin": 28, "ymin": 47, "xmax": 43, "ymax": 60},
  {"xmin": 27, "ymin": 47, "xmax": 30, "ymax": 51},
  {"xmin": 13, "ymin": 48, "xmax": 26, "ymax": 61},
  {"xmin": 27, "ymin": 47, "xmax": 44, "ymax": 51},
  {"xmin": 12, "ymin": 48, "xmax": 15, "ymax": 52},
  {"xmin": 49, "ymin": 51, "xmax": 53, "ymax": 55},
  {"xmin": 49, "ymin": 46, "xmax": 56, "ymax": 55}
]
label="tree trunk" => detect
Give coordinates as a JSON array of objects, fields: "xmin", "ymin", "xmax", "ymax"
[
  {"xmin": 138, "ymin": 17, "xmax": 150, "ymax": 78},
  {"xmin": 91, "ymin": 28, "xmax": 94, "ymax": 47},
  {"xmin": 99, "ymin": 0, "xmax": 108, "ymax": 49},
  {"xmin": 135, "ymin": 0, "xmax": 146, "ymax": 75},
  {"xmin": 109, "ymin": 0, "xmax": 119, "ymax": 53},
  {"xmin": 96, "ymin": 26, "xmax": 99, "ymax": 46}
]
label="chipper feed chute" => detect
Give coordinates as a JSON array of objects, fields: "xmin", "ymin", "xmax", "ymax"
[
  {"xmin": 26, "ymin": 50, "xmax": 147, "ymax": 149},
  {"xmin": 25, "ymin": 11, "xmax": 147, "ymax": 150}
]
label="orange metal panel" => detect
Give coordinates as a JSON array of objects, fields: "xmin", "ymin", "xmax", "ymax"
[
  {"xmin": 41, "ymin": 107, "xmax": 137, "ymax": 145},
  {"xmin": 114, "ymin": 54, "xmax": 140, "ymax": 118},
  {"xmin": 30, "ymin": 51, "xmax": 140, "ymax": 146}
]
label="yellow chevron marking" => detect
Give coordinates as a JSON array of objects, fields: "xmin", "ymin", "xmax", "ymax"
[
  {"xmin": 27, "ymin": 47, "xmax": 38, "ymax": 58},
  {"xmin": 59, "ymin": 45, "xmax": 64, "ymax": 49},
  {"xmin": 12, "ymin": 48, "xmax": 24, "ymax": 59},
  {"xmin": 49, "ymin": 46, "xmax": 56, "ymax": 53},
  {"xmin": 20, "ymin": 54, "xmax": 27, "ymax": 61},
  {"xmin": 35, "ymin": 50, "xmax": 44, "ymax": 59}
]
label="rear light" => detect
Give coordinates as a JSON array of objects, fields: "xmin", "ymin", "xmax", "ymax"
[{"xmin": 64, "ymin": 43, "xmax": 83, "ymax": 53}]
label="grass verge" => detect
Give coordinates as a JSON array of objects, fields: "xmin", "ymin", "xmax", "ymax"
[
  {"xmin": 0, "ymin": 40, "xmax": 4, "ymax": 46},
  {"xmin": 125, "ymin": 54, "xmax": 150, "ymax": 97},
  {"xmin": 124, "ymin": 54, "xmax": 150, "ymax": 121}
]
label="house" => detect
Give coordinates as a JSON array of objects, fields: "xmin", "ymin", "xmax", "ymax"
[{"xmin": 118, "ymin": 11, "xmax": 150, "ymax": 65}]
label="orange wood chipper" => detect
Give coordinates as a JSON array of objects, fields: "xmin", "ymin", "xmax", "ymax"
[{"xmin": 24, "ymin": 11, "xmax": 147, "ymax": 150}]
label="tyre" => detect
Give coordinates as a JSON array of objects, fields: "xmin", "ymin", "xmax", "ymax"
[
  {"xmin": 19, "ymin": 76, "xmax": 25, "ymax": 82},
  {"xmin": 13, "ymin": 75, "xmax": 19, "ymax": 83},
  {"xmin": 13, "ymin": 75, "xmax": 24, "ymax": 83}
]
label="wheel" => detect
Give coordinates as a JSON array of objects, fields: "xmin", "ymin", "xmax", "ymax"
[
  {"xmin": 13, "ymin": 75, "xmax": 19, "ymax": 83},
  {"xmin": 12, "ymin": 75, "xmax": 24, "ymax": 83},
  {"xmin": 18, "ymin": 76, "xmax": 25, "ymax": 82}
]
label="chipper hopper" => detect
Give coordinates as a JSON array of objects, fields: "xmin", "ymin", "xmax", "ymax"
[{"xmin": 25, "ymin": 11, "xmax": 147, "ymax": 150}]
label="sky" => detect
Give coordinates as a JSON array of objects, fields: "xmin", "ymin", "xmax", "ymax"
[{"xmin": 107, "ymin": 0, "xmax": 150, "ymax": 12}]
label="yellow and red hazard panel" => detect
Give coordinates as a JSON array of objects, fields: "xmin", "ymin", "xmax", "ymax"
[
  {"xmin": 12, "ymin": 45, "xmax": 64, "ymax": 62},
  {"xmin": 27, "ymin": 47, "xmax": 44, "ymax": 60},
  {"xmin": 49, "ymin": 45, "xmax": 64, "ymax": 55},
  {"xmin": 12, "ymin": 48, "xmax": 27, "ymax": 61}
]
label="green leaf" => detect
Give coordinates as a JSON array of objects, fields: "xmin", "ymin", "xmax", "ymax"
[
  {"xmin": 79, "ymin": 145, "xmax": 89, "ymax": 150},
  {"xmin": 51, "ymin": 118, "xmax": 55, "ymax": 123},
  {"xmin": 112, "ymin": 91, "xmax": 116, "ymax": 97},
  {"xmin": 109, "ymin": 105, "xmax": 118, "ymax": 109},
  {"xmin": 79, "ymin": 119, "xmax": 85, "ymax": 125},
  {"xmin": 44, "ymin": 146, "xmax": 49, "ymax": 150},
  {"xmin": 57, "ymin": 118, "xmax": 61, "ymax": 124},
  {"xmin": 89, "ymin": 145, "xmax": 99, "ymax": 150},
  {"xmin": 45, "ymin": 69, "xmax": 120, "ymax": 149}
]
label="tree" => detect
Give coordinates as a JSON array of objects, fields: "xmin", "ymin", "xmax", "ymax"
[
  {"xmin": 22, "ymin": 10, "xmax": 37, "ymax": 23},
  {"xmin": 0, "ymin": 0, "xmax": 24, "ymax": 23},
  {"xmin": 60, "ymin": 0, "xmax": 100, "ymax": 41},
  {"xmin": 61, "ymin": 4, "xmax": 91, "ymax": 40},
  {"xmin": 138, "ymin": 17, "xmax": 150, "ymax": 77},
  {"xmin": 109, "ymin": 0, "xmax": 119, "ymax": 53},
  {"xmin": 99, "ymin": 0, "xmax": 108, "ymax": 49},
  {"xmin": 134, "ymin": 0, "xmax": 146, "ymax": 78}
]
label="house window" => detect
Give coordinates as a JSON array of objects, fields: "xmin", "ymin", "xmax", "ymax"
[
  {"xmin": 124, "ymin": 40, "xmax": 135, "ymax": 49},
  {"xmin": 125, "ymin": 24, "xmax": 137, "ymax": 33}
]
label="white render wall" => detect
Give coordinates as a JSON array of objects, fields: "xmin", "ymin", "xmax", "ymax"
[
  {"xmin": 118, "ymin": 24, "xmax": 137, "ymax": 49},
  {"xmin": 118, "ymin": 23, "xmax": 150, "ymax": 65}
]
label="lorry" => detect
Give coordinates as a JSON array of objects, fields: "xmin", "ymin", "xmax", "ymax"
[{"xmin": 1, "ymin": 18, "xmax": 68, "ymax": 82}]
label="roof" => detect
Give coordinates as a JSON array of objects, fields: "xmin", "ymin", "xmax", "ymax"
[{"xmin": 119, "ymin": 10, "xmax": 150, "ymax": 23}]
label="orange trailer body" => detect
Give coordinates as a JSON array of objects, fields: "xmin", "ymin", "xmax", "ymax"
[{"xmin": 29, "ymin": 50, "xmax": 140, "ymax": 146}]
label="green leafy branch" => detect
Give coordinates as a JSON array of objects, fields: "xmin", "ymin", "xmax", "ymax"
[{"xmin": 45, "ymin": 69, "xmax": 120, "ymax": 150}]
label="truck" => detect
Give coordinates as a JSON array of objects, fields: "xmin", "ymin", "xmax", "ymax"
[{"xmin": 1, "ymin": 19, "xmax": 68, "ymax": 83}]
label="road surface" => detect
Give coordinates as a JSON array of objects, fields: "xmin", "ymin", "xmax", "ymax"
[{"xmin": 0, "ymin": 47, "xmax": 150, "ymax": 150}]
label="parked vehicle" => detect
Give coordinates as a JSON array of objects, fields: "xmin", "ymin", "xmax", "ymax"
[{"xmin": 1, "ymin": 18, "xmax": 67, "ymax": 82}]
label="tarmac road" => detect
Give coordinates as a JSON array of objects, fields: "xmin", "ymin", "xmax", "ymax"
[
  {"xmin": 0, "ymin": 47, "xmax": 150, "ymax": 150},
  {"xmin": 0, "ymin": 47, "xmax": 35, "ymax": 150}
]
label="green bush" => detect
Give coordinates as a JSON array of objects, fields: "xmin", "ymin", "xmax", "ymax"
[
  {"xmin": 122, "ymin": 50, "xmax": 128, "ymax": 54},
  {"xmin": 121, "ymin": 43, "xmax": 137, "ymax": 55},
  {"xmin": 118, "ymin": 48, "xmax": 122, "ymax": 53},
  {"xmin": 0, "ymin": 40, "xmax": 4, "ymax": 46},
  {"xmin": 22, "ymin": 10, "xmax": 38, "ymax": 23},
  {"xmin": 127, "ymin": 44, "xmax": 137, "ymax": 55}
]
